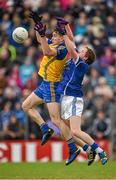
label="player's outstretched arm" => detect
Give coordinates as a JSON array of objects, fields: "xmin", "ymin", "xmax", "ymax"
[
  {"xmin": 40, "ymin": 36, "xmax": 57, "ymax": 56},
  {"xmin": 34, "ymin": 22, "xmax": 57, "ymax": 56},
  {"xmin": 36, "ymin": 31, "xmax": 41, "ymax": 43},
  {"xmin": 63, "ymin": 34, "xmax": 78, "ymax": 59},
  {"xmin": 56, "ymin": 17, "xmax": 74, "ymax": 41},
  {"xmin": 29, "ymin": 10, "xmax": 43, "ymax": 24},
  {"xmin": 56, "ymin": 24, "xmax": 78, "ymax": 60},
  {"xmin": 55, "ymin": 25, "xmax": 77, "ymax": 59},
  {"xmin": 29, "ymin": 10, "xmax": 43, "ymax": 44},
  {"xmin": 65, "ymin": 24, "xmax": 74, "ymax": 42}
]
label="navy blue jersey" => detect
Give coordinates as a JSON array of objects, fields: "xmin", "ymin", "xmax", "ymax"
[{"xmin": 59, "ymin": 57, "xmax": 89, "ymax": 97}]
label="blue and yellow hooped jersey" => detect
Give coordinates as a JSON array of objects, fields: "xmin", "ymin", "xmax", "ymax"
[{"xmin": 38, "ymin": 42, "xmax": 68, "ymax": 82}]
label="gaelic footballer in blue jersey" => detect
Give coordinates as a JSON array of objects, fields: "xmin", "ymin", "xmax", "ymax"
[{"xmin": 58, "ymin": 30, "xmax": 108, "ymax": 165}]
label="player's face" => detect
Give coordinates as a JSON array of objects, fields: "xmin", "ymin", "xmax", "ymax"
[
  {"xmin": 52, "ymin": 32, "xmax": 63, "ymax": 45},
  {"xmin": 78, "ymin": 47, "xmax": 88, "ymax": 60}
]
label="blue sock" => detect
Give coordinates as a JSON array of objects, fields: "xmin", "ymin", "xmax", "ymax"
[
  {"xmin": 91, "ymin": 142, "xmax": 99, "ymax": 150},
  {"xmin": 68, "ymin": 143, "xmax": 77, "ymax": 153},
  {"xmin": 83, "ymin": 144, "xmax": 89, "ymax": 151},
  {"xmin": 40, "ymin": 123, "xmax": 49, "ymax": 134}
]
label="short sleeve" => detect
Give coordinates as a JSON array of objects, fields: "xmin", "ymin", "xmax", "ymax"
[
  {"xmin": 48, "ymin": 39, "xmax": 52, "ymax": 44},
  {"xmin": 55, "ymin": 45, "xmax": 68, "ymax": 60}
]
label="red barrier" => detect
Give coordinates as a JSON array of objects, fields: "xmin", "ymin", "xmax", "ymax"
[{"xmin": 0, "ymin": 140, "xmax": 110, "ymax": 163}]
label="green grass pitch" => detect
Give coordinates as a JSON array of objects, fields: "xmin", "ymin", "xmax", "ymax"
[{"xmin": 0, "ymin": 161, "xmax": 116, "ymax": 179}]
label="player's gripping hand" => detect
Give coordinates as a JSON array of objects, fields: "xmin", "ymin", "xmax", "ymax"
[
  {"xmin": 34, "ymin": 22, "xmax": 46, "ymax": 37},
  {"xmin": 56, "ymin": 17, "xmax": 69, "ymax": 26},
  {"xmin": 55, "ymin": 23, "xmax": 66, "ymax": 35},
  {"xmin": 29, "ymin": 10, "xmax": 42, "ymax": 23}
]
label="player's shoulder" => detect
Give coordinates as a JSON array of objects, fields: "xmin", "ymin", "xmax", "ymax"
[
  {"xmin": 76, "ymin": 58, "xmax": 89, "ymax": 71},
  {"xmin": 66, "ymin": 59, "xmax": 74, "ymax": 66},
  {"xmin": 56, "ymin": 43, "xmax": 68, "ymax": 60},
  {"xmin": 57, "ymin": 43, "xmax": 66, "ymax": 50},
  {"xmin": 48, "ymin": 39, "xmax": 52, "ymax": 44},
  {"xmin": 77, "ymin": 58, "xmax": 88, "ymax": 66}
]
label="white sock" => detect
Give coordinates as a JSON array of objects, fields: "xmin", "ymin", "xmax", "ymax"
[
  {"xmin": 95, "ymin": 147, "xmax": 103, "ymax": 154},
  {"xmin": 86, "ymin": 146, "xmax": 91, "ymax": 154}
]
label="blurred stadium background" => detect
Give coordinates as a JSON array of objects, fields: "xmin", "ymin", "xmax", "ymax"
[{"xmin": 0, "ymin": 0, "xmax": 116, "ymax": 179}]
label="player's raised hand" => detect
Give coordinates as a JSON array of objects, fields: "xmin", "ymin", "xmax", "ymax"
[
  {"xmin": 55, "ymin": 23, "xmax": 66, "ymax": 35},
  {"xmin": 29, "ymin": 10, "xmax": 42, "ymax": 23},
  {"xmin": 34, "ymin": 22, "xmax": 46, "ymax": 37},
  {"xmin": 56, "ymin": 17, "xmax": 69, "ymax": 26}
]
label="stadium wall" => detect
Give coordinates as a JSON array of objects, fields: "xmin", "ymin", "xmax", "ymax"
[{"xmin": 0, "ymin": 140, "xmax": 110, "ymax": 163}]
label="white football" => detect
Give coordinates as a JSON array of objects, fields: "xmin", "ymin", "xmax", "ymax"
[{"xmin": 12, "ymin": 27, "xmax": 28, "ymax": 43}]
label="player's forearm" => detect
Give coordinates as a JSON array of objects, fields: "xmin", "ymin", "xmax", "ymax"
[
  {"xmin": 65, "ymin": 24, "xmax": 74, "ymax": 42},
  {"xmin": 36, "ymin": 31, "xmax": 41, "ymax": 43},
  {"xmin": 38, "ymin": 36, "xmax": 54, "ymax": 56},
  {"xmin": 39, "ymin": 37, "xmax": 50, "ymax": 55},
  {"xmin": 63, "ymin": 35, "xmax": 77, "ymax": 59},
  {"xmin": 35, "ymin": 31, "xmax": 52, "ymax": 55}
]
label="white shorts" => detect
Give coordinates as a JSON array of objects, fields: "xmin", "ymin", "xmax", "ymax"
[{"xmin": 61, "ymin": 95, "xmax": 84, "ymax": 120}]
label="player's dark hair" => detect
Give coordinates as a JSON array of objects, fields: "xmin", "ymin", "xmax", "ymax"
[{"xmin": 85, "ymin": 47, "xmax": 96, "ymax": 65}]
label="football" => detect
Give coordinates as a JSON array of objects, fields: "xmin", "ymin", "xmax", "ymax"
[{"xmin": 12, "ymin": 27, "xmax": 28, "ymax": 43}]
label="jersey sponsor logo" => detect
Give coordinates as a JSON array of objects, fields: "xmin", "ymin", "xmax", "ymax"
[{"xmin": 57, "ymin": 45, "xmax": 65, "ymax": 50}]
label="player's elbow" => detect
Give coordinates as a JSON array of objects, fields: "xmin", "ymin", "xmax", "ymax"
[
  {"xmin": 44, "ymin": 51, "xmax": 55, "ymax": 56},
  {"xmin": 22, "ymin": 101, "xmax": 29, "ymax": 113},
  {"xmin": 69, "ymin": 36, "xmax": 74, "ymax": 42},
  {"xmin": 43, "ymin": 51, "xmax": 51, "ymax": 56}
]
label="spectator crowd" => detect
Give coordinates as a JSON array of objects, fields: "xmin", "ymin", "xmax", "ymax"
[{"xmin": 0, "ymin": 0, "xmax": 116, "ymax": 155}]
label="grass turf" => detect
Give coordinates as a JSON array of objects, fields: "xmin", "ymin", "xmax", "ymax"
[{"xmin": 0, "ymin": 161, "xmax": 116, "ymax": 179}]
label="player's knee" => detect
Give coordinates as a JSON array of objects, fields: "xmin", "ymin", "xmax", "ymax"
[
  {"xmin": 71, "ymin": 128, "xmax": 81, "ymax": 138},
  {"xmin": 51, "ymin": 117, "xmax": 61, "ymax": 128},
  {"xmin": 22, "ymin": 101, "xmax": 29, "ymax": 112}
]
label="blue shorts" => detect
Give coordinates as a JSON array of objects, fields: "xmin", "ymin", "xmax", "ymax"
[{"xmin": 34, "ymin": 80, "xmax": 61, "ymax": 103}]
